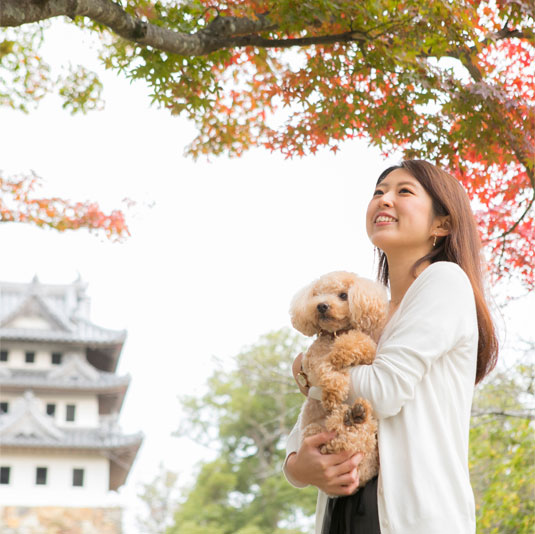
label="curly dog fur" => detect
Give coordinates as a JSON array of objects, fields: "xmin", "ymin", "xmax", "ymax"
[{"xmin": 290, "ymin": 271, "xmax": 388, "ymax": 487}]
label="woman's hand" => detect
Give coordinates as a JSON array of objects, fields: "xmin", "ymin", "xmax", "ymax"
[
  {"xmin": 292, "ymin": 352, "xmax": 309, "ymax": 396},
  {"xmin": 286, "ymin": 432, "xmax": 362, "ymax": 496}
]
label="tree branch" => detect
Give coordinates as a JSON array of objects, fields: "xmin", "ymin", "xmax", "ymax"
[
  {"xmin": 471, "ymin": 409, "xmax": 535, "ymax": 421},
  {"xmin": 472, "ymin": 23, "xmax": 532, "ymax": 56},
  {"xmin": 4, "ymin": 0, "xmax": 528, "ymax": 59},
  {"xmin": 0, "ymin": 0, "xmax": 275, "ymax": 55},
  {"xmin": 497, "ymin": 186, "xmax": 535, "ymax": 240},
  {"xmin": 225, "ymin": 29, "xmax": 368, "ymax": 49},
  {"xmin": 0, "ymin": 0, "xmax": 401, "ymax": 54},
  {"xmin": 430, "ymin": 25, "xmax": 531, "ymax": 82}
]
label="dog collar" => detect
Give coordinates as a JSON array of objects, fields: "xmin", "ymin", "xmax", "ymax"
[{"xmin": 317, "ymin": 328, "xmax": 352, "ymax": 338}]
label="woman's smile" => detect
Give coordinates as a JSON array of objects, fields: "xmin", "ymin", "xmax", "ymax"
[{"xmin": 374, "ymin": 212, "xmax": 398, "ymax": 225}]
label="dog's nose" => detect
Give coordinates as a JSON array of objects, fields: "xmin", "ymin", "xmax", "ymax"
[{"xmin": 317, "ymin": 303, "xmax": 329, "ymax": 314}]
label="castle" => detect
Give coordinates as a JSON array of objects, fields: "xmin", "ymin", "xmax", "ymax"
[{"xmin": 0, "ymin": 277, "xmax": 142, "ymax": 534}]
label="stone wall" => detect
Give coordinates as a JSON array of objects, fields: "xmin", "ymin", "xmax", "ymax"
[{"xmin": 0, "ymin": 506, "xmax": 122, "ymax": 534}]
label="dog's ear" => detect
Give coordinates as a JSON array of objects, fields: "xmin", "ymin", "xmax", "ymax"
[
  {"xmin": 348, "ymin": 278, "xmax": 388, "ymax": 339},
  {"xmin": 289, "ymin": 283, "xmax": 318, "ymax": 337}
]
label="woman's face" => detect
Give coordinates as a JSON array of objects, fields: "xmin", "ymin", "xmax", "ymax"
[{"xmin": 366, "ymin": 168, "xmax": 437, "ymax": 255}]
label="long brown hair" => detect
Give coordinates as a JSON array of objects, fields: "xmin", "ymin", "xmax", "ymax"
[{"xmin": 375, "ymin": 160, "xmax": 498, "ymax": 384}]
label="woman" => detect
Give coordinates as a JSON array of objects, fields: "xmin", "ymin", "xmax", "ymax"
[{"xmin": 284, "ymin": 160, "xmax": 498, "ymax": 534}]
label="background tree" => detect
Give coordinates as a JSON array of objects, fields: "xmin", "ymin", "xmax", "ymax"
[
  {"xmin": 1, "ymin": 1, "xmax": 534, "ymax": 287},
  {"xmin": 136, "ymin": 463, "xmax": 180, "ymax": 534},
  {"xmin": 469, "ymin": 342, "xmax": 535, "ymax": 534},
  {"xmin": 165, "ymin": 330, "xmax": 534, "ymax": 534},
  {"xmin": 168, "ymin": 328, "xmax": 317, "ymax": 534}
]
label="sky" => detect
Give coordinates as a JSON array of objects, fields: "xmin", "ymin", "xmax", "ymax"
[{"xmin": 1, "ymin": 19, "xmax": 533, "ymax": 533}]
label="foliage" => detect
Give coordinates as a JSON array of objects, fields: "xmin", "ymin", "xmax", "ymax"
[
  {"xmin": 0, "ymin": 25, "xmax": 104, "ymax": 114},
  {"xmin": 470, "ymin": 346, "xmax": 535, "ymax": 533},
  {"xmin": 1, "ymin": 1, "xmax": 534, "ymax": 286},
  {"xmin": 57, "ymin": 63, "xmax": 104, "ymax": 114},
  {"xmin": 0, "ymin": 25, "xmax": 50, "ymax": 112},
  {"xmin": 168, "ymin": 328, "xmax": 317, "ymax": 534},
  {"xmin": 0, "ymin": 172, "xmax": 129, "ymax": 238},
  {"xmin": 136, "ymin": 463, "xmax": 180, "ymax": 534}
]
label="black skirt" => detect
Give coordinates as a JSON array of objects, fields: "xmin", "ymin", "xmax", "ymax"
[{"xmin": 321, "ymin": 476, "xmax": 381, "ymax": 534}]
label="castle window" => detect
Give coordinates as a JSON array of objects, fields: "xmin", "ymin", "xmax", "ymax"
[
  {"xmin": 66, "ymin": 404, "xmax": 76, "ymax": 422},
  {"xmin": 0, "ymin": 350, "xmax": 7, "ymax": 362},
  {"xmin": 51, "ymin": 352, "xmax": 62, "ymax": 365},
  {"xmin": 0, "ymin": 402, "xmax": 8, "ymax": 414},
  {"xmin": 36, "ymin": 467, "xmax": 47, "ymax": 485},
  {"xmin": 0, "ymin": 466, "xmax": 11, "ymax": 484},
  {"xmin": 0, "ymin": 467, "xmax": 10, "ymax": 484},
  {"xmin": 25, "ymin": 351, "xmax": 35, "ymax": 363},
  {"xmin": 46, "ymin": 404, "xmax": 56, "ymax": 416},
  {"xmin": 73, "ymin": 468, "xmax": 84, "ymax": 487}
]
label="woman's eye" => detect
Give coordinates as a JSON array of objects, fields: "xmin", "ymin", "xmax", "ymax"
[
  {"xmin": 399, "ymin": 188, "xmax": 413, "ymax": 194},
  {"xmin": 339, "ymin": 292, "xmax": 348, "ymax": 300},
  {"xmin": 373, "ymin": 189, "xmax": 383, "ymax": 196}
]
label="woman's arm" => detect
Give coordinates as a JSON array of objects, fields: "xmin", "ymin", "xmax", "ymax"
[{"xmin": 350, "ymin": 262, "xmax": 477, "ymax": 419}]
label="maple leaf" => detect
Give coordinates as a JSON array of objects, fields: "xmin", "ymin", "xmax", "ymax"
[{"xmin": 0, "ymin": 173, "xmax": 129, "ymax": 239}]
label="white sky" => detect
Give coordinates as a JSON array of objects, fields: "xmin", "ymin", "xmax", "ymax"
[{"xmin": 0, "ymin": 20, "xmax": 533, "ymax": 532}]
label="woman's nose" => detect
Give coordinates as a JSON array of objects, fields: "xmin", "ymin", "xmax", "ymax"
[{"xmin": 380, "ymin": 193, "xmax": 394, "ymax": 207}]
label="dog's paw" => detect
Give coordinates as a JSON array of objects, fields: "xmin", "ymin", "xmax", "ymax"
[
  {"xmin": 329, "ymin": 351, "xmax": 355, "ymax": 369},
  {"xmin": 343, "ymin": 402, "xmax": 367, "ymax": 426}
]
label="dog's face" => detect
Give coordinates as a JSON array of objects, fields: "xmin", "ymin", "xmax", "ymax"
[
  {"xmin": 305, "ymin": 272, "xmax": 356, "ymax": 334},
  {"xmin": 290, "ymin": 271, "xmax": 388, "ymax": 338}
]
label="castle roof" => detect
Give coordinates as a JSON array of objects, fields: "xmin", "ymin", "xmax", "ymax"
[
  {"xmin": 0, "ymin": 392, "xmax": 142, "ymax": 491},
  {"xmin": 0, "ymin": 353, "xmax": 130, "ymax": 392},
  {"xmin": 0, "ymin": 368, "xmax": 130, "ymax": 391},
  {"xmin": 0, "ymin": 278, "xmax": 126, "ymax": 372}
]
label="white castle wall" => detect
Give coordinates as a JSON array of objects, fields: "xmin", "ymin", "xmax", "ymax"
[
  {"xmin": 0, "ymin": 342, "xmax": 85, "ymax": 371},
  {"xmin": 0, "ymin": 392, "xmax": 100, "ymax": 427},
  {"xmin": 0, "ymin": 451, "xmax": 113, "ymax": 507},
  {"xmin": 41, "ymin": 392, "xmax": 100, "ymax": 428},
  {"xmin": 8, "ymin": 315, "xmax": 51, "ymax": 330}
]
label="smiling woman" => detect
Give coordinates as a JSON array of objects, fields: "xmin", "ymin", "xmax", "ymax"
[
  {"xmin": 371, "ymin": 161, "xmax": 499, "ymax": 381},
  {"xmin": 284, "ymin": 160, "xmax": 499, "ymax": 534},
  {"xmin": 366, "ymin": 168, "xmax": 451, "ymax": 286}
]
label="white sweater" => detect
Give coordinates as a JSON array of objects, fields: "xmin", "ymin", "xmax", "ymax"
[{"xmin": 284, "ymin": 261, "xmax": 478, "ymax": 534}]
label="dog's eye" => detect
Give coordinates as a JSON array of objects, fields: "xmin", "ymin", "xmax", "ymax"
[{"xmin": 339, "ymin": 292, "xmax": 348, "ymax": 301}]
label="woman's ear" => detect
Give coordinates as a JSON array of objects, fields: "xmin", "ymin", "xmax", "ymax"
[
  {"xmin": 433, "ymin": 215, "xmax": 451, "ymax": 237},
  {"xmin": 289, "ymin": 283, "xmax": 317, "ymax": 337},
  {"xmin": 348, "ymin": 278, "xmax": 388, "ymax": 339}
]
